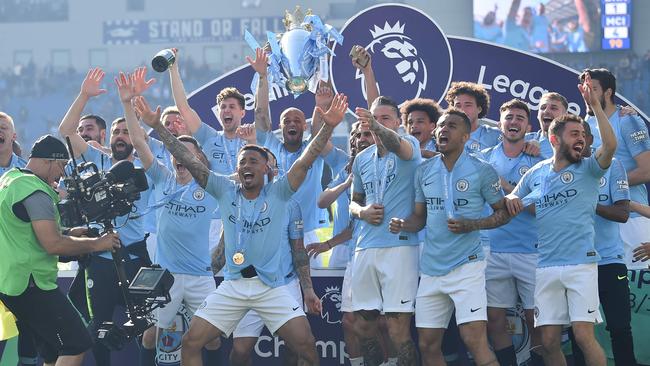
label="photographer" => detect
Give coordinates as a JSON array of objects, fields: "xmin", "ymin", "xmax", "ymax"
[
  {"xmin": 0, "ymin": 135, "xmax": 120, "ymax": 366},
  {"xmin": 58, "ymin": 69, "xmax": 153, "ymax": 366}
]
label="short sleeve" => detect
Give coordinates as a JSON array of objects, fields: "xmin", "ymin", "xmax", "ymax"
[
  {"xmin": 324, "ymin": 146, "xmax": 349, "ymax": 174},
  {"xmin": 586, "ymin": 155, "xmax": 607, "ymax": 178},
  {"xmin": 414, "ymin": 165, "xmax": 425, "ymax": 203},
  {"xmin": 403, "ymin": 135, "xmax": 422, "ymax": 162},
  {"xmin": 480, "ymin": 164, "xmax": 504, "ymax": 205},
  {"xmin": 287, "ymin": 200, "xmax": 304, "ymax": 240},
  {"xmin": 620, "ymin": 115, "xmax": 650, "ymax": 158},
  {"xmin": 145, "ymin": 159, "xmax": 172, "ymax": 185},
  {"xmin": 609, "ymin": 159, "xmax": 630, "ymax": 203},
  {"xmin": 21, "ymin": 191, "xmax": 56, "ymax": 221},
  {"xmin": 194, "ymin": 121, "xmax": 217, "ymax": 146},
  {"xmin": 327, "ymin": 171, "xmax": 347, "ymax": 189},
  {"xmin": 268, "ymin": 174, "xmax": 295, "ymax": 201},
  {"xmin": 352, "ymin": 156, "xmax": 363, "ymax": 194},
  {"xmin": 512, "ymin": 166, "xmax": 533, "ymax": 199},
  {"xmin": 205, "ymin": 171, "xmax": 234, "ymax": 200}
]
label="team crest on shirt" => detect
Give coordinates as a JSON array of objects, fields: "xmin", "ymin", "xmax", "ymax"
[
  {"xmin": 518, "ymin": 166, "xmax": 529, "ymax": 176},
  {"xmin": 320, "ymin": 286, "xmax": 343, "ymax": 324},
  {"xmin": 386, "ymin": 157, "xmax": 396, "ymax": 174},
  {"xmin": 456, "ymin": 179, "xmax": 469, "ymax": 192},
  {"xmin": 560, "ymin": 172, "xmax": 574, "ymax": 184},
  {"xmin": 260, "ymin": 201, "xmax": 268, "ymax": 213},
  {"xmin": 599, "ymin": 177, "xmax": 607, "ymax": 188},
  {"xmin": 192, "ymin": 188, "xmax": 205, "ymax": 201},
  {"xmin": 470, "ymin": 141, "xmax": 480, "ymax": 151}
]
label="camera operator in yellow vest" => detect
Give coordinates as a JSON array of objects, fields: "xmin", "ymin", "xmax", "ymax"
[{"xmin": 0, "ymin": 135, "xmax": 120, "ymax": 366}]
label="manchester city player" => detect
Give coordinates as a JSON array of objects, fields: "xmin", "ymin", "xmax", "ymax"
[
  {"xmin": 579, "ymin": 68, "xmax": 650, "ymax": 270},
  {"xmin": 0, "ymin": 112, "xmax": 27, "ymax": 176},
  {"xmin": 531, "ymin": 92, "xmax": 568, "ymax": 159},
  {"xmin": 505, "ymin": 73, "xmax": 617, "ymax": 366},
  {"xmin": 142, "ymin": 91, "xmax": 348, "ymax": 366},
  {"xmin": 250, "ymin": 48, "xmax": 348, "ymax": 268},
  {"xmin": 401, "ymin": 98, "xmax": 442, "ymax": 159},
  {"xmin": 569, "ymin": 121, "xmax": 637, "ymax": 366},
  {"xmin": 349, "ymin": 96, "xmax": 422, "ymax": 365},
  {"xmin": 481, "ymin": 99, "xmax": 544, "ymax": 366},
  {"xmin": 390, "ymin": 108, "xmax": 510, "ymax": 366}
]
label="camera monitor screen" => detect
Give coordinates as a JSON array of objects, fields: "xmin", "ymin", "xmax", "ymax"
[
  {"xmin": 473, "ymin": 0, "xmax": 631, "ymax": 53},
  {"xmin": 130, "ymin": 267, "xmax": 165, "ymax": 291}
]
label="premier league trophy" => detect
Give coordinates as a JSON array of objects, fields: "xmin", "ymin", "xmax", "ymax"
[{"xmin": 244, "ymin": 6, "xmax": 343, "ymax": 97}]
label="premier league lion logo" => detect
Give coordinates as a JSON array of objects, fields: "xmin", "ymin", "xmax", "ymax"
[
  {"xmin": 331, "ymin": 4, "xmax": 453, "ymax": 110},
  {"xmin": 320, "ymin": 286, "xmax": 343, "ymax": 324}
]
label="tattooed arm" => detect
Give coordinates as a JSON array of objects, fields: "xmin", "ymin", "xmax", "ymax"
[
  {"xmin": 447, "ymin": 198, "xmax": 511, "ymax": 233},
  {"xmin": 356, "ymin": 107, "xmax": 414, "ymax": 160},
  {"xmin": 142, "ymin": 116, "xmax": 210, "ymax": 188},
  {"xmin": 248, "ymin": 48, "xmax": 272, "ymax": 133},
  {"xmin": 287, "ymin": 94, "xmax": 348, "ymax": 191},
  {"xmin": 291, "ymin": 237, "xmax": 321, "ymax": 314},
  {"xmin": 211, "ymin": 232, "xmax": 226, "ymax": 275}
]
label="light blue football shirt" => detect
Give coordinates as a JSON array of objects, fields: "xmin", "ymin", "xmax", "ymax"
[
  {"xmin": 527, "ymin": 130, "xmax": 553, "ymax": 159},
  {"xmin": 482, "ymin": 143, "xmax": 543, "ymax": 253},
  {"xmin": 147, "ymin": 159, "xmax": 217, "ymax": 275},
  {"xmin": 594, "ymin": 158, "xmax": 629, "ymax": 265},
  {"xmin": 586, "ymin": 108, "xmax": 650, "ymax": 213},
  {"xmin": 512, "ymin": 155, "xmax": 606, "ymax": 267},
  {"xmin": 258, "ymin": 130, "xmax": 348, "ymax": 232},
  {"xmin": 465, "ymin": 124, "xmax": 502, "ymax": 153},
  {"xmin": 205, "ymin": 172, "xmax": 295, "ymax": 288},
  {"xmin": 352, "ymin": 135, "xmax": 422, "ymax": 249},
  {"xmin": 0, "ymin": 153, "xmax": 27, "ymax": 176},
  {"xmin": 278, "ymin": 199, "xmax": 304, "ymax": 286},
  {"xmin": 415, "ymin": 151, "xmax": 504, "ymax": 276}
]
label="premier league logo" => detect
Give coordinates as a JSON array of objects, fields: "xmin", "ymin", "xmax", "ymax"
[
  {"xmin": 320, "ymin": 286, "xmax": 343, "ymax": 324},
  {"xmin": 330, "ymin": 4, "xmax": 453, "ymax": 110}
]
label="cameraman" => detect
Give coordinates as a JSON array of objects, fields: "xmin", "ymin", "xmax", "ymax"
[
  {"xmin": 0, "ymin": 135, "xmax": 120, "ymax": 366},
  {"xmin": 59, "ymin": 70, "xmax": 153, "ymax": 366}
]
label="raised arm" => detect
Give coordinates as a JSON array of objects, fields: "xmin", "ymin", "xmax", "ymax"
[
  {"xmin": 351, "ymin": 45, "xmax": 379, "ymax": 108},
  {"xmin": 59, "ymin": 67, "xmax": 107, "ymax": 158},
  {"xmin": 140, "ymin": 108, "xmax": 210, "ymax": 188},
  {"xmin": 117, "ymin": 71, "xmax": 154, "ymax": 170},
  {"xmin": 247, "ymin": 48, "xmax": 272, "ymax": 133},
  {"xmin": 169, "ymin": 48, "xmax": 202, "ymax": 134},
  {"xmin": 287, "ymin": 94, "xmax": 347, "ymax": 191},
  {"xmin": 356, "ymin": 107, "xmax": 414, "ymax": 160},
  {"xmin": 579, "ymin": 73, "xmax": 616, "ymax": 168},
  {"xmin": 389, "ymin": 202, "xmax": 427, "ymax": 233},
  {"xmin": 318, "ymin": 173, "xmax": 352, "ymax": 209},
  {"xmin": 310, "ymin": 82, "xmax": 336, "ymax": 156},
  {"xmin": 211, "ymin": 232, "xmax": 226, "ymax": 275}
]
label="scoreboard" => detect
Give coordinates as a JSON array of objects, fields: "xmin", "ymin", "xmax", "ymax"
[{"xmin": 602, "ymin": 0, "xmax": 631, "ymax": 50}]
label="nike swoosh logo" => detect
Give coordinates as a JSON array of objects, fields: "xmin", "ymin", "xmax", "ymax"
[
  {"xmin": 424, "ymin": 181, "xmax": 434, "ymax": 186},
  {"xmin": 292, "ymin": 306, "xmax": 300, "ymax": 311},
  {"xmin": 617, "ymin": 275, "xmax": 627, "ymax": 280},
  {"xmin": 588, "ymin": 309, "xmax": 596, "ymax": 314},
  {"xmin": 470, "ymin": 307, "xmax": 481, "ymax": 313},
  {"xmin": 156, "ymin": 155, "xmax": 164, "ymax": 159},
  {"xmin": 533, "ymin": 182, "xmax": 541, "ymax": 187},
  {"xmin": 361, "ymin": 170, "xmax": 368, "ymax": 176},
  {"xmin": 400, "ymin": 299, "xmax": 411, "ymax": 304},
  {"xmin": 214, "ymin": 142, "xmax": 222, "ymax": 147}
]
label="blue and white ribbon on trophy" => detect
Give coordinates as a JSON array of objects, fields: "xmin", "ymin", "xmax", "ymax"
[{"xmin": 244, "ymin": 9, "xmax": 343, "ymax": 98}]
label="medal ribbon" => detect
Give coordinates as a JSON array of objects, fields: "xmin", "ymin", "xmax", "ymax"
[
  {"xmin": 233, "ymin": 187, "xmax": 267, "ymax": 263},
  {"xmin": 373, "ymin": 151, "xmax": 392, "ymax": 204},
  {"xmin": 222, "ymin": 135, "xmax": 242, "ymax": 174}
]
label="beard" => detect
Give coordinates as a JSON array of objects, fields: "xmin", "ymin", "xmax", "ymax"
[
  {"xmin": 559, "ymin": 142, "xmax": 581, "ymax": 163},
  {"xmin": 111, "ymin": 141, "xmax": 134, "ymax": 160},
  {"xmin": 586, "ymin": 95, "xmax": 607, "ymax": 116}
]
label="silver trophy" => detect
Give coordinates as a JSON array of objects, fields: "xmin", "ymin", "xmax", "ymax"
[{"xmin": 244, "ymin": 6, "xmax": 343, "ymax": 97}]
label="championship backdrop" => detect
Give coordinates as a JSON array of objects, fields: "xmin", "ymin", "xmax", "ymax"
[{"xmin": 1, "ymin": 3, "xmax": 649, "ymax": 366}]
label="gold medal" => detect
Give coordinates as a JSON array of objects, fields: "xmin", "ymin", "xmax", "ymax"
[{"xmin": 232, "ymin": 251, "xmax": 245, "ymax": 265}]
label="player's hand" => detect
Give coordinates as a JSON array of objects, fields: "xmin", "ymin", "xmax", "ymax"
[
  {"xmin": 619, "ymin": 105, "xmax": 638, "ymax": 117},
  {"xmin": 303, "ymin": 288, "xmax": 322, "ymax": 315},
  {"xmin": 95, "ymin": 232, "xmax": 121, "ymax": 252},
  {"xmin": 168, "ymin": 48, "xmax": 179, "ymax": 71},
  {"xmin": 504, "ymin": 194, "xmax": 524, "ymax": 216},
  {"xmin": 355, "ymin": 107, "xmax": 376, "ymax": 131},
  {"xmin": 350, "ymin": 45, "xmax": 372, "ymax": 73},
  {"xmin": 633, "ymin": 242, "xmax": 650, "ymax": 262},
  {"xmin": 132, "ymin": 66, "xmax": 156, "ymax": 96},
  {"xmin": 522, "ymin": 140, "xmax": 540, "ymax": 157},
  {"xmin": 80, "ymin": 67, "xmax": 107, "ymax": 98},
  {"xmin": 361, "ymin": 203, "xmax": 384, "ymax": 225},
  {"xmin": 447, "ymin": 218, "xmax": 477, "ymax": 234},
  {"xmin": 315, "ymin": 82, "xmax": 334, "ymax": 110},
  {"xmin": 133, "ymin": 96, "xmax": 162, "ymax": 128},
  {"xmin": 316, "ymin": 94, "xmax": 348, "ymax": 128},
  {"xmin": 115, "ymin": 71, "xmax": 136, "ymax": 103},
  {"xmin": 235, "ymin": 124, "xmax": 256, "ymax": 144},
  {"xmin": 578, "ymin": 73, "xmax": 601, "ymax": 111},
  {"xmin": 305, "ymin": 241, "xmax": 331, "ymax": 259},
  {"xmin": 245, "ymin": 47, "xmax": 268, "ymax": 77},
  {"xmin": 389, "ymin": 217, "xmax": 404, "ymax": 234}
]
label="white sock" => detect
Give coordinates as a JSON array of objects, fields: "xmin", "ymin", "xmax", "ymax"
[
  {"xmin": 349, "ymin": 357, "xmax": 365, "ymax": 366},
  {"xmin": 387, "ymin": 357, "xmax": 398, "ymax": 366}
]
